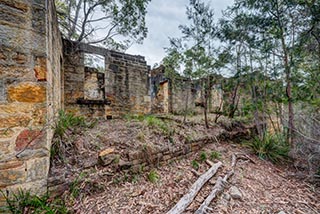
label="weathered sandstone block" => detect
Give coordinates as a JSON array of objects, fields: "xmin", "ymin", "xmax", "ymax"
[
  {"xmin": 7, "ymin": 83, "xmax": 46, "ymax": 103},
  {"xmin": 0, "ymin": 115, "xmax": 31, "ymax": 128},
  {"xmin": 0, "ymin": 161, "xmax": 26, "ymax": 188},
  {"xmin": 15, "ymin": 129, "xmax": 44, "ymax": 152},
  {"xmin": 34, "ymin": 57, "xmax": 47, "ymax": 81}
]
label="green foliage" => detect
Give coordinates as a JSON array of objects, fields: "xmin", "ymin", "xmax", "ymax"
[
  {"xmin": 51, "ymin": 110, "xmax": 92, "ymax": 161},
  {"xmin": 125, "ymin": 114, "xmax": 173, "ymax": 136},
  {"xmin": 112, "ymin": 171, "xmax": 142, "ymax": 184},
  {"xmin": 69, "ymin": 172, "xmax": 86, "ymax": 199},
  {"xmin": 191, "ymin": 160, "xmax": 200, "ymax": 170},
  {"xmin": 55, "ymin": 0, "xmax": 150, "ymax": 50},
  {"xmin": 144, "ymin": 115, "xmax": 170, "ymax": 134},
  {"xmin": 1, "ymin": 190, "xmax": 68, "ymax": 214},
  {"xmin": 199, "ymin": 151, "xmax": 207, "ymax": 162},
  {"xmin": 53, "ymin": 110, "xmax": 86, "ymax": 139},
  {"xmin": 210, "ymin": 151, "xmax": 221, "ymax": 160},
  {"xmin": 244, "ymin": 133, "xmax": 290, "ymax": 163},
  {"xmin": 131, "ymin": 174, "xmax": 140, "ymax": 183},
  {"xmin": 123, "ymin": 113, "xmax": 146, "ymax": 122},
  {"xmin": 147, "ymin": 169, "xmax": 159, "ymax": 183},
  {"xmin": 173, "ymin": 109, "xmax": 196, "ymax": 117}
]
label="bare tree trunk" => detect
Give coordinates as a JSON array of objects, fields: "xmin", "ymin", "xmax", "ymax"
[
  {"xmin": 266, "ymin": 111, "xmax": 279, "ymax": 133},
  {"xmin": 275, "ymin": 0, "xmax": 295, "ymax": 146},
  {"xmin": 228, "ymin": 82, "xmax": 239, "ymax": 119},
  {"xmin": 183, "ymin": 81, "xmax": 190, "ymax": 123},
  {"xmin": 204, "ymin": 77, "xmax": 210, "ymax": 128},
  {"xmin": 214, "ymin": 94, "xmax": 224, "ymax": 123},
  {"xmin": 249, "ymin": 49, "xmax": 263, "ymax": 139},
  {"xmin": 204, "ymin": 89, "xmax": 209, "ymax": 128}
]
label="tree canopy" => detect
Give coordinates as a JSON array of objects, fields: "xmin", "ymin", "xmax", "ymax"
[{"xmin": 55, "ymin": 0, "xmax": 151, "ymax": 50}]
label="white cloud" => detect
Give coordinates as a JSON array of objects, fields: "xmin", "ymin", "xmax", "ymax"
[{"xmin": 126, "ymin": 0, "xmax": 234, "ymax": 66}]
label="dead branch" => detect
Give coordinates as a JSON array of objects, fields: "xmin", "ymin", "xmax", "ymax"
[
  {"xmin": 191, "ymin": 169, "xmax": 216, "ymax": 185},
  {"xmin": 195, "ymin": 154, "xmax": 247, "ymax": 214},
  {"xmin": 195, "ymin": 177, "xmax": 226, "ymax": 214},
  {"xmin": 167, "ymin": 161, "xmax": 223, "ymax": 214},
  {"xmin": 205, "ymin": 160, "xmax": 214, "ymax": 167},
  {"xmin": 235, "ymin": 153, "xmax": 256, "ymax": 164},
  {"xmin": 191, "ymin": 169, "xmax": 201, "ymax": 177}
]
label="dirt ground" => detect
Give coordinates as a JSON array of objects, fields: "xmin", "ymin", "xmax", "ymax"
[{"xmin": 50, "ymin": 115, "xmax": 320, "ymax": 214}]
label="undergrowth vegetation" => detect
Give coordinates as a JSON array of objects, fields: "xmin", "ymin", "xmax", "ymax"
[
  {"xmin": 125, "ymin": 114, "xmax": 175, "ymax": 139},
  {"xmin": 244, "ymin": 132, "xmax": 290, "ymax": 163},
  {"xmin": 191, "ymin": 160, "xmax": 200, "ymax": 170},
  {"xmin": 147, "ymin": 169, "xmax": 160, "ymax": 183},
  {"xmin": 51, "ymin": 110, "xmax": 96, "ymax": 162},
  {"xmin": 1, "ymin": 190, "xmax": 68, "ymax": 214},
  {"xmin": 210, "ymin": 151, "xmax": 221, "ymax": 160}
]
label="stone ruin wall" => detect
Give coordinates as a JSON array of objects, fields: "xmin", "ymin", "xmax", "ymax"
[
  {"xmin": 150, "ymin": 66, "xmax": 224, "ymax": 115},
  {"xmin": 0, "ymin": 0, "xmax": 225, "ymax": 205},
  {"xmin": 63, "ymin": 41, "xmax": 151, "ymax": 118},
  {"xmin": 0, "ymin": 0, "xmax": 63, "ymax": 205}
]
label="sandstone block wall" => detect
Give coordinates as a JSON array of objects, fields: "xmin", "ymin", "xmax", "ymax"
[
  {"xmin": 63, "ymin": 41, "xmax": 151, "ymax": 118},
  {"xmin": 0, "ymin": 0, "xmax": 62, "ymax": 205},
  {"xmin": 150, "ymin": 65, "xmax": 169, "ymax": 113},
  {"xmin": 150, "ymin": 66, "xmax": 224, "ymax": 114},
  {"xmin": 170, "ymin": 79, "xmax": 197, "ymax": 114}
]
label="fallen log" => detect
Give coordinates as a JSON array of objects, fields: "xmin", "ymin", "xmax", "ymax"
[
  {"xmin": 195, "ymin": 177, "xmax": 225, "ymax": 214},
  {"xmin": 167, "ymin": 161, "xmax": 222, "ymax": 214},
  {"xmin": 195, "ymin": 154, "xmax": 247, "ymax": 214}
]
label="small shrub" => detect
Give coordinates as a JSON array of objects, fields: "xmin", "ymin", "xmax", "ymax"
[
  {"xmin": 1, "ymin": 190, "xmax": 68, "ymax": 214},
  {"xmin": 53, "ymin": 110, "xmax": 86, "ymax": 139},
  {"xmin": 124, "ymin": 113, "xmax": 145, "ymax": 122},
  {"xmin": 210, "ymin": 151, "xmax": 221, "ymax": 160},
  {"xmin": 112, "ymin": 176, "xmax": 122, "ymax": 184},
  {"xmin": 132, "ymin": 174, "xmax": 140, "ymax": 183},
  {"xmin": 199, "ymin": 151, "xmax": 207, "ymax": 162},
  {"xmin": 244, "ymin": 133, "xmax": 289, "ymax": 163},
  {"xmin": 173, "ymin": 109, "xmax": 196, "ymax": 116},
  {"xmin": 51, "ymin": 110, "xmax": 92, "ymax": 161},
  {"xmin": 145, "ymin": 116, "xmax": 167, "ymax": 130},
  {"xmin": 191, "ymin": 160, "xmax": 200, "ymax": 170},
  {"xmin": 70, "ymin": 173, "xmax": 84, "ymax": 198},
  {"xmin": 147, "ymin": 169, "xmax": 159, "ymax": 183}
]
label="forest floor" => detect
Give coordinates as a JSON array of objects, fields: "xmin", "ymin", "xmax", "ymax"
[{"xmin": 49, "ymin": 114, "xmax": 320, "ymax": 214}]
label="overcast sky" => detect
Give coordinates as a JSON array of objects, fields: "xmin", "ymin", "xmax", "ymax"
[{"xmin": 126, "ymin": 0, "xmax": 234, "ymax": 67}]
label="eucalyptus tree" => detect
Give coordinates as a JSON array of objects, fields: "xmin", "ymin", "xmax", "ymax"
[
  {"xmin": 164, "ymin": 0, "xmax": 230, "ymax": 128},
  {"xmin": 222, "ymin": 0, "xmax": 310, "ymax": 145},
  {"xmin": 295, "ymin": 0, "xmax": 320, "ymax": 104},
  {"xmin": 55, "ymin": 0, "xmax": 150, "ymax": 50}
]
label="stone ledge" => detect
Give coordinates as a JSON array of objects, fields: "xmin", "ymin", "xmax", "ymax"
[{"xmin": 76, "ymin": 98, "xmax": 111, "ymax": 105}]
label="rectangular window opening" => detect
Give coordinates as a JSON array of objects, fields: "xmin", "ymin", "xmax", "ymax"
[{"xmin": 83, "ymin": 53, "xmax": 106, "ymax": 101}]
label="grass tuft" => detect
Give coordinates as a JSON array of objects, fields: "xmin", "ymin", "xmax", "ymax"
[
  {"xmin": 244, "ymin": 132, "xmax": 289, "ymax": 163},
  {"xmin": 147, "ymin": 169, "xmax": 159, "ymax": 183},
  {"xmin": 210, "ymin": 151, "xmax": 221, "ymax": 160},
  {"xmin": 191, "ymin": 160, "xmax": 200, "ymax": 170},
  {"xmin": 51, "ymin": 110, "xmax": 93, "ymax": 161},
  {"xmin": 0, "ymin": 190, "xmax": 68, "ymax": 214},
  {"xmin": 199, "ymin": 151, "xmax": 207, "ymax": 162}
]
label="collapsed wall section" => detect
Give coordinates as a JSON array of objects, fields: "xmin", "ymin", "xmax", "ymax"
[{"xmin": 0, "ymin": 0, "xmax": 62, "ymax": 205}]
